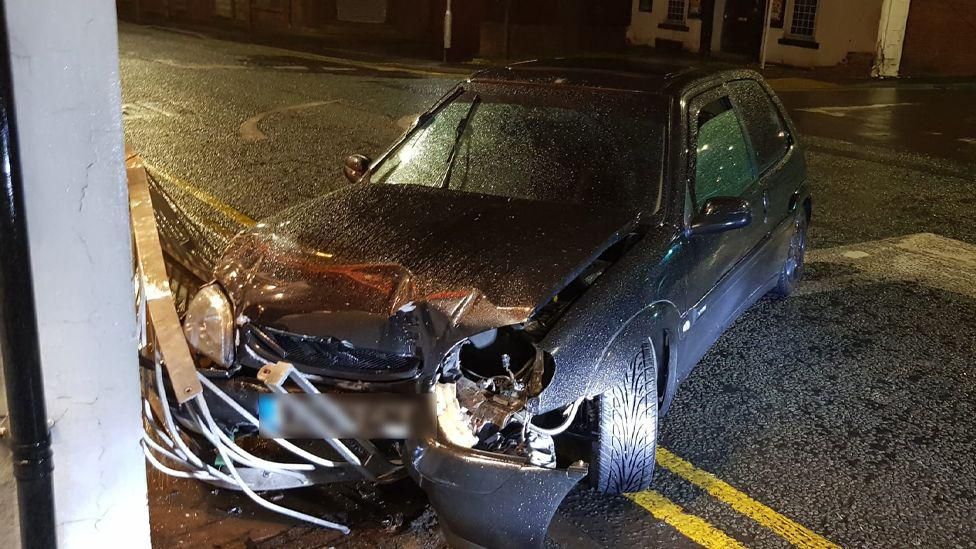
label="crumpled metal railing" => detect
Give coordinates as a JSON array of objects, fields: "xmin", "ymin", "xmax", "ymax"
[{"xmin": 128, "ymin": 148, "xmax": 382, "ymax": 534}]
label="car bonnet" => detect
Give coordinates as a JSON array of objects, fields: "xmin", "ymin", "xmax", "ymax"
[{"xmin": 215, "ymin": 183, "xmax": 640, "ymax": 357}]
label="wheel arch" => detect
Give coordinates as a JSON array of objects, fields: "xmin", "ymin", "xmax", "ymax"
[
  {"xmin": 592, "ymin": 300, "xmax": 681, "ymax": 412},
  {"xmin": 788, "ymin": 190, "xmax": 813, "ymax": 223}
]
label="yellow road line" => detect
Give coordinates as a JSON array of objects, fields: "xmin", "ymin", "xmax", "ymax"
[
  {"xmin": 299, "ymin": 52, "xmax": 465, "ymax": 78},
  {"xmin": 656, "ymin": 448, "xmax": 840, "ymax": 549},
  {"xmin": 143, "ymin": 161, "xmax": 256, "ymax": 228},
  {"xmin": 627, "ymin": 490, "xmax": 746, "ymax": 549},
  {"xmin": 133, "ymin": 23, "xmax": 466, "ymax": 78}
]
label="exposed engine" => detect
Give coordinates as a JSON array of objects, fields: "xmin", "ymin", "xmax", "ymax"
[{"xmin": 437, "ymin": 326, "xmax": 567, "ymax": 468}]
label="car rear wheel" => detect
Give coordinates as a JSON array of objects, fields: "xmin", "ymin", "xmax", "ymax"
[
  {"xmin": 772, "ymin": 209, "xmax": 808, "ymax": 297},
  {"xmin": 590, "ymin": 340, "xmax": 659, "ymax": 494}
]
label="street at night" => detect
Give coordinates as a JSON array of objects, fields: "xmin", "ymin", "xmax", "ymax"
[
  {"xmin": 4, "ymin": 2, "xmax": 976, "ymax": 548},
  {"xmin": 118, "ymin": 23, "xmax": 976, "ymax": 549}
]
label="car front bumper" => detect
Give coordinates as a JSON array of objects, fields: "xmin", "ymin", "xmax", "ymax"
[{"xmin": 406, "ymin": 428, "xmax": 586, "ymax": 548}]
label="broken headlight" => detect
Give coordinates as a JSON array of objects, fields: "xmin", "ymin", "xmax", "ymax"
[
  {"xmin": 183, "ymin": 284, "xmax": 235, "ymax": 368},
  {"xmin": 435, "ymin": 327, "xmax": 560, "ymax": 467}
]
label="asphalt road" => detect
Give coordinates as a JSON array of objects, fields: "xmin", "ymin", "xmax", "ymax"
[{"xmin": 120, "ymin": 23, "xmax": 976, "ymax": 549}]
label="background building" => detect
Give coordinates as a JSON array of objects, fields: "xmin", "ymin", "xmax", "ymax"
[
  {"xmin": 901, "ymin": 0, "xmax": 976, "ymax": 76},
  {"xmin": 116, "ymin": 0, "xmax": 633, "ymax": 61},
  {"xmin": 627, "ymin": 0, "xmax": 884, "ymax": 71},
  {"xmin": 115, "ymin": 1, "xmax": 976, "ymax": 78},
  {"xmin": 116, "ymin": 0, "xmax": 482, "ymax": 59},
  {"xmin": 627, "ymin": 0, "xmax": 976, "ymax": 77}
]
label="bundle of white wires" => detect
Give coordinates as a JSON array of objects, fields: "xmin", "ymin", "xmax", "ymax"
[{"xmin": 141, "ymin": 360, "xmax": 351, "ymax": 534}]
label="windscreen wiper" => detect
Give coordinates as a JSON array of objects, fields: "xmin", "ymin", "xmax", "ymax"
[{"xmin": 440, "ymin": 93, "xmax": 481, "ymax": 189}]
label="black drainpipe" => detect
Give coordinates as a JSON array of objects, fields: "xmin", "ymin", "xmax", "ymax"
[{"xmin": 0, "ymin": 2, "xmax": 58, "ymax": 548}]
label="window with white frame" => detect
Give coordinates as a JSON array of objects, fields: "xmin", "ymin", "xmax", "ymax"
[
  {"xmin": 666, "ymin": 0, "xmax": 687, "ymax": 22},
  {"xmin": 788, "ymin": 0, "xmax": 818, "ymax": 38}
]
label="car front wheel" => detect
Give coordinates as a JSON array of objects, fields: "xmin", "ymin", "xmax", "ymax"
[{"xmin": 590, "ymin": 340, "xmax": 659, "ymax": 494}]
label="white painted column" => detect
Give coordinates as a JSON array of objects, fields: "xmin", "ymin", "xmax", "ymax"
[
  {"xmin": 873, "ymin": 0, "xmax": 912, "ymax": 78},
  {"xmin": 4, "ymin": 1, "xmax": 151, "ymax": 547}
]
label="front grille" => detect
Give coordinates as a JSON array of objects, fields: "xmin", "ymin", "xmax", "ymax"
[{"xmin": 246, "ymin": 325, "xmax": 420, "ymax": 381}]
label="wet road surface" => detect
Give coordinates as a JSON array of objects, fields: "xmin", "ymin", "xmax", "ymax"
[
  {"xmin": 787, "ymin": 85, "xmax": 976, "ymax": 165},
  {"xmin": 120, "ymin": 24, "xmax": 976, "ymax": 549}
]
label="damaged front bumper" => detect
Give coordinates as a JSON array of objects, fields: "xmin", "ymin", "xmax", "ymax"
[{"xmin": 407, "ymin": 434, "xmax": 586, "ymax": 548}]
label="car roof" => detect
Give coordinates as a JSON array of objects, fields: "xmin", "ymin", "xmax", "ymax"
[{"xmin": 470, "ymin": 57, "xmax": 736, "ymax": 95}]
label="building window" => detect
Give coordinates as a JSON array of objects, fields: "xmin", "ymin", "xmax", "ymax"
[
  {"xmin": 639, "ymin": 0, "xmax": 652, "ymax": 13},
  {"xmin": 789, "ymin": 0, "xmax": 818, "ymax": 38},
  {"xmin": 666, "ymin": 0, "xmax": 686, "ymax": 22}
]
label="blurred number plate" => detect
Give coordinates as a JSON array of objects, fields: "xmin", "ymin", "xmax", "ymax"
[{"xmin": 259, "ymin": 393, "xmax": 422, "ymax": 439}]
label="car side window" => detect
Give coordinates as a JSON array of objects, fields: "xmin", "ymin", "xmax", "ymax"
[
  {"xmin": 728, "ymin": 79, "xmax": 792, "ymax": 174},
  {"xmin": 694, "ymin": 96, "xmax": 757, "ymax": 207}
]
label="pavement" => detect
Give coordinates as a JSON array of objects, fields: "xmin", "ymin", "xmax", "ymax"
[{"xmin": 118, "ymin": 23, "xmax": 976, "ymax": 549}]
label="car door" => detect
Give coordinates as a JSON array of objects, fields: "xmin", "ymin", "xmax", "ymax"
[
  {"xmin": 727, "ymin": 78, "xmax": 804, "ymax": 268},
  {"xmin": 676, "ymin": 84, "xmax": 767, "ymax": 376}
]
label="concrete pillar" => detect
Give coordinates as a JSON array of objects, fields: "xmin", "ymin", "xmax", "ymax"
[
  {"xmin": 4, "ymin": 1, "xmax": 152, "ymax": 547},
  {"xmin": 873, "ymin": 0, "xmax": 912, "ymax": 78}
]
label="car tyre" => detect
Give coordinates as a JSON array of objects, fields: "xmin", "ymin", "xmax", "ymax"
[
  {"xmin": 772, "ymin": 209, "xmax": 808, "ymax": 297},
  {"xmin": 590, "ymin": 340, "xmax": 658, "ymax": 495}
]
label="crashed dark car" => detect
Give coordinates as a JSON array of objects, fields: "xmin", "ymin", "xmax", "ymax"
[{"xmin": 152, "ymin": 59, "xmax": 810, "ymax": 548}]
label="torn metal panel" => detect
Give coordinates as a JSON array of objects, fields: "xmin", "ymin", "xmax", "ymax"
[{"xmin": 128, "ymin": 149, "xmax": 202, "ymax": 402}]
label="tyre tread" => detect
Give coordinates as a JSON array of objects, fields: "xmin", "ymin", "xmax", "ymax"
[{"xmin": 592, "ymin": 342, "xmax": 658, "ymax": 494}]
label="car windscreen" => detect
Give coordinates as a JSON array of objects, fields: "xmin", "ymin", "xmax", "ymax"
[{"xmin": 369, "ymin": 84, "xmax": 665, "ymax": 212}]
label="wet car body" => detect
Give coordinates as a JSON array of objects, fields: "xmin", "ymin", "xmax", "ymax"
[{"xmin": 184, "ymin": 59, "xmax": 810, "ymax": 548}]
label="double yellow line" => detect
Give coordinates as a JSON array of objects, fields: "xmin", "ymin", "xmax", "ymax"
[
  {"xmin": 143, "ymin": 161, "xmax": 257, "ymax": 230},
  {"xmin": 627, "ymin": 448, "xmax": 840, "ymax": 548}
]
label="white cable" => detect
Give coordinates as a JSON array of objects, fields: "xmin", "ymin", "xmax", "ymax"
[
  {"xmin": 212, "ymin": 426, "xmax": 315, "ymax": 472},
  {"xmin": 264, "ymin": 368, "xmax": 366, "ymax": 469},
  {"xmin": 154, "ymin": 358, "xmax": 205, "ymax": 468},
  {"xmin": 142, "ymin": 432, "xmax": 237, "ymax": 486},
  {"xmin": 144, "ymin": 400, "xmax": 193, "ymax": 463},
  {"xmin": 193, "ymin": 396, "xmax": 350, "ymax": 534},
  {"xmin": 144, "ymin": 408, "xmax": 239, "ymax": 484},
  {"xmin": 149, "ymin": 366, "xmax": 247, "ymax": 486},
  {"xmin": 149, "ymin": 363, "xmax": 350, "ymax": 531},
  {"xmin": 186, "ymin": 402, "xmax": 314, "ymax": 473},
  {"xmin": 142, "ymin": 440, "xmax": 225, "ymax": 483},
  {"xmin": 527, "ymin": 398, "xmax": 584, "ymax": 436},
  {"xmin": 144, "ymin": 400, "xmax": 181, "ymax": 451},
  {"xmin": 197, "ymin": 373, "xmax": 343, "ymax": 468},
  {"xmin": 143, "ymin": 433, "xmax": 192, "ymax": 466},
  {"xmin": 185, "ymin": 405, "xmax": 310, "ymax": 482}
]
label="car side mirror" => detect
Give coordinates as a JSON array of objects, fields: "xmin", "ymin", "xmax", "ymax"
[
  {"xmin": 689, "ymin": 197, "xmax": 752, "ymax": 236},
  {"xmin": 343, "ymin": 154, "xmax": 371, "ymax": 183}
]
